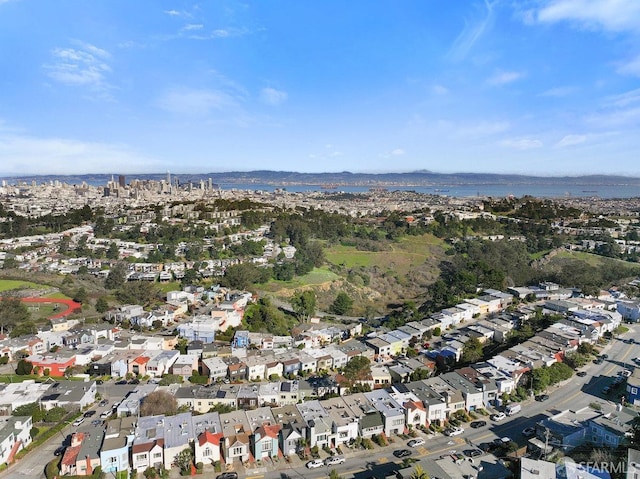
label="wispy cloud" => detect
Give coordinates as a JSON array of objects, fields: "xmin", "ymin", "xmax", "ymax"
[
  {"xmin": 487, "ymin": 70, "xmax": 525, "ymax": 86},
  {"xmin": 183, "ymin": 24, "xmax": 203, "ymax": 31},
  {"xmin": 379, "ymin": 148, "xmax": 406, "ymax": 159},
  {"xmin": 539, "ymin": 86, "xmax": 576, "ymax": 97},
  {"xmin": 535, "ymin": 0, "xmax": 640, "ymax": 33},
  {"xmin": 432, "ymin": 84, "xmax": 449, "ymax": 95},
  {"xmin": 448, "ymin": 0, "xmax": 497, "ymax": 62},
  {"xmin": 155, "ymin": 87, "xmax": 240, "ymax": 116},
  {"xmin": 44, "ymin": 41, "xmax": 113, "ymax": 96},
  {"xmin": 260, "ymin": 87, "xmax": 287, "ymax": 106},
  {"xmin": 0, "ymin": 132, "xmax": 162, "ymax": 175},
  {"xmin": 455, "ymin": 121, "xmax": 510, "ymax": 139},
  {"xmin": 187, "ymin": 27, "xmax": 251, "ymax": 40},
  {"xmin": 617, "ymin": 54, "xmax": 640, "ymax": 77},
  {"xmin": 164, "ymin": 9, "xmax": 182, "ymax": 16},
  {"xmin": 555, "ymin": 134, "xmax": 587, "ymax": 147},
  {"xmin": 499, "ymin": 137, "xmax": 543, "ymax": 150},
  {"xmin": 604, "ymin": 88, "xmax": 640, "ymax": 107}
]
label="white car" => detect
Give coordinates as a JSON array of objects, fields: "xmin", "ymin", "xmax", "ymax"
[
  {"xmin": 621, "ymin": 369, "xmax": 632, "ymax": 378},
  {"xmin": 72, "ymin": 417, "xmax": 85, "ymax": 427},
  {"xmin": 491, "ymin": 412, "xmax": 506, "ymax": 422},
  {"xmin": 324, "ymin": 455, "xmax": 345, "ymax": 466},
  {"xmin": 444, "ymin": 426, "xmax": 464, "ymax": 436},
  {"xmin": 408, "ymin": 438, "xmax": 425, "ymax": 447},
  {"xmin": 306, "ymin": 459, "xmax": 324, "ymax": 469}
]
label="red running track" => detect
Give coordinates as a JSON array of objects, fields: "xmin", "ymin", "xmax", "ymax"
[{"xmin": 19, "ymin": 297, "xmax": 82, "ymax": 319}]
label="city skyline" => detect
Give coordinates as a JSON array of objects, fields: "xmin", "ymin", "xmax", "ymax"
[{"xmin": 1, "ymin": 1, "xmax": 640, "ymax": 176}]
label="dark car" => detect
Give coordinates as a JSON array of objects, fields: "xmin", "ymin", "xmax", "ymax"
[
  {"xmin": 54, "ymin": 446, "xmax": 65, "ymax": 456},
  {"xmin": 535, "ymin": 394, "xmax": 550, "ymax": 402},
  {"xmin": 96, "ymin": 379, "xmax": 104, "ymax": 385},
  {"xmin": 129, "ymin": 378, "xmax": 140, "ymax": 385},
  {"xmin": 470, "ymin": 420, "xmax": 487, "ymax": 429},
  {"xmin": 216, "ymin": 473, "xmax": 238, "ymax": 479},
  {"xmin": 115, "ymin": 380, "xmax": 127, "ymax": 385},
  {"xmin": 478, "ymin": 442, "xmax": 497, "ymax": 452},
  {"xmin": 577, "ymin": 371, "xmax": 587, "ymax": 377},
  {"xmin": 601, "ymin": 354, "xmax": 609, "ymax": 359},
  {"xmin": 594, "ymin": 358, "xmax": 604, "ymax": 364},
  {"xmin": 393, "ymin": 449, "xmax": 412, "ymax": 458},
  {"xmin": 99, "ymin": 399, "xmax": 109, "ymax": 407},
  {"xmin": 84, "ymin": 410, "xmax": 96, "ymax": 418},
  {"xmin": 464, "ymin": 449, "xmax": 483, "ymax": 458}
]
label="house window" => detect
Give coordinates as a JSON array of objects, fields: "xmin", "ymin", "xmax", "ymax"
[
  {"xmin": 203, "ymin": 448, "xmax": 212, "ymax": 457},
  {"xmin": 633, "ymin": 387, "xmax": 638, "ymax": 394},
  {"xmin": 232, "ymin": 447, "xmax": 244, "ymax": 455},
  {"xmin": 108, "ymin": 457, "xmax": 117, "ymax": 464},
  {"xmin": 392, "ymin": 419, "xmax": 404, "ymax": 426},
  {"xmin": 138, "ymin": 454, "xmax": 148, "ymax": 460},
  {"xmin": 153, "ymin": 453, "xmax": 162, "ymax": 459},
  {"xmin": 317, "ymin": 434, "xmax": 327, "ymax": 442},
  {"xmin": 262, "ymin": 441, "xmax": 272, "ymax": 452}
]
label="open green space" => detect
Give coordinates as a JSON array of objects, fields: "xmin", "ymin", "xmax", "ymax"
[
  {"xmin": 325, "ymin": 233, "xmax": 447, "ymax": 277},
  {"xmin": 261, "ymin": 267, "xmax": 341, "ymax": 292},
  {"xmin": 0, "ymin": 279, "xmax": 47, "ymax": 293},
  {"xmin": 554, "ymin": 250, "xmax": 640, "ymax": 269}
]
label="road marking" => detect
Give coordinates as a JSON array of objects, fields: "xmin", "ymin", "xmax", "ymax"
[
  {"xmin": 246, "ymin": 476, "xmax": 264, "ymax": 479},
  {"xmin": 378, "ymin": 456, "xmax": 388, "ymax": 464}
]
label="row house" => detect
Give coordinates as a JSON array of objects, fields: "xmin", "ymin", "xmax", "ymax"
[
  {"xmin": 321, "ymin": 396, "xmax": 360, "ymax": 447},
  {"xmin": 132, "ymin": 415, "xmax": 165, "ymax": 473},
  {"xmin": 201, "ymin": 356, "xmax": 228, "ymax": 381},
  {"xmin": 272, "ymin": 404, "xmax": 306, "ymax": 456},
  {"xmin": 0, "ymin": 416, "xmax": 32, "ymax": 465},
  {"xmin": 146, "ymin": 350, "xmax": 179, "ymax": 378},
  {"xmin": 171, "ymin": 354, "xmax": 198, "ymax": 379},
  {"xmin": 60, "ymin": 427, "xmax": 104, "ymax": 476},
  {"xmin": 220, "ymin": 410, "xmax": 252, "ymax": 465},
  {"xmin": 364, "ymin": 389, "xmax": 406, "ymax": 436},
  {"xmin": 296, "ymin": 400, "xmax": 331, "ymax": 448},
  {"xmin": 26, "ymin": 353, "xmax": 75, "ymax": 377},
  {"xmin": 440, "ymin": 371, "xmax": 485, "ymax": 412},
  {"xmin": 396, "ymin": 382, "xmax": 447, "ymax": 425},
  {"xmin": 0, "ymin": 336, "xmax": 45, "ymax": 361},
  {"xmin": 245, "ymin": 407, "xmax": 280, "ymax": 461},
  {"xmin": 388, "ymin": 387, "xmax": 428, "ymax": 430},
  {"xmin": 100, "ymin": 417, "xmax": 136, "ymax": 476}
]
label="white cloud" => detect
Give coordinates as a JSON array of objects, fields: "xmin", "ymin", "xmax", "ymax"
[
  {"xmin": 456, "ymin": 121, "xmax": 510, "ymax": 139},
  {"xmin": 44, "ymin": 41, "xmax": 112, "ymax": 95},
  {"xmin": 499, "ymin": 138, "xmax": 543, "ymax": 150},
  {"xmin": 432, "ymin": 84, "xmax": 449, "ymax": 95},
  {"xmin": 604, "ymin": 88, "xmax": 640, "ymax": 107},
  {"xmin": 539, "ymin": 86, "xmax": 576, "ymax": 97},
  {"xmin": 183, "ymin": 24, "xmax": 203, "ymax": 31},
  {"xmin": 535, "ymin": 0, "xmax": 640, "ymax": 33},
  {"xmin": 617, "ymin": 54, "xmax": 640, "ymax": 77},
  {"xmin": 155, "ymin": 87, "xmax": 239, "ymax": 116},
  {"xmin": 0, "ymin": 132, "xmax": 161, "ymax": 175},
  {"xmin": 164, "ymin": 9, "xmax": 181, "ymax": 16},
  {"xmin": 448, "ymin": 0, "xmax": 497, "ymax": 61},
  {"xmin": 260, "ymin": 87, "xmax": 287, "ymax": 106},
  {"xmin": 487, "ymin": 70, "xmax": 525, "ymax": 86},
  {"xmin": 390, "ymin": 148, "xmax": 405, "ymax": 156},
  {"xmin": 556, "ymin": 134, "xmax": 587, "ymax": 147}
]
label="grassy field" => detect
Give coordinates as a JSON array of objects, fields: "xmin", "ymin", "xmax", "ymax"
[
  {"xmin": 0, "ymin": 279, "xmax": 47, "ymax": 293},
  {"xmin": 554, "ymin": 250, "xmax": 638, "ymax": 268},
  {"xmin": 325, "ymin": 233, "xmax": 448, "ymax": 277},
  {"xmin": 261, "ymin": 267, "xmax": 341, "ymax": 292}
]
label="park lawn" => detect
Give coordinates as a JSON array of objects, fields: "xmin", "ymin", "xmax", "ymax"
[
  {"xmin": 261, "ymin": 267, "xmax": 340, "ymax": 292},
  {"xmin": 44, "ymin": 291, "xmax": 71, "ymax": 299},
  {"xmin": 325, "ymin": 233, "xmax": 447, "ymax": 276},
  {"xmin": 26, "ymin": 303, "xmax": 62, "ymax": 320},
  {"xmin": 0, "ymin": 279, "xmax": 47, "ymax": 293},
  {"xmin": 158, "ymin": 281, "xmax": 182, "ymax": 294},
  {"xmin": 554, "ymin": 250, "xmax": 632, "ymax": 267}
]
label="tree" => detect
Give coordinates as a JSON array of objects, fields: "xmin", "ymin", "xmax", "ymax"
[
  {"xmin": 95, "ymin": 296, "xmax": 109, "ymax": 313},
  {"xmin": 290, "ymin": 289, "xmax": 316, "ymax": 322},
  {"xmin": 105, "ymin": 261, "xmax": 128, "ymax": 289},
  {"xmin": 15, "ymin": 359, "xmax": 33, "ymax": 376},
  {"xmin": 330, "ymin": 291, "xmax": 353, "ymax": 316},
  {"xmin": 222, "ymin": 262, "xmax": 270, "ymax": 290},
  {"xmin": 140, "ymin": 390, "xmax": 178, "ymax": 416},
  {"xmin": 342, "ymin": 356, "xmax": 371, "ymax": 388},
  {"xmin": 106, "ymin": 242, "xmax": 119, "ymax": 260},
  {"xmin": 329, "ymin": 470, "xmax": 343, "ymax": 479},
  {"xmin": 116, "ymin": 281, "xmax": 161, "ymax": 308},
  {"xmin": 461, "ymin": 337, "xmax": 483, "ymax": 363},
  {"xmin": 409, "ymin": 368, "xmax": 430, "ymax": 381},
  {"xmin": 173, "ymin": 447, "xmax": 194, "ymax": 474},
  {"xmin": 73, "ymin": 287, "xmax": 88, "ymax": 304},
  {"xmin": 409, "ymin": 464, "xmax": 430, "ymax": 479},
  {"xmin": 0, "ymin": 296, "xmax": 30, "ymax": 335}
]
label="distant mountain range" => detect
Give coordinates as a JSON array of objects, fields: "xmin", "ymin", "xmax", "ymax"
[{"xmin": 3, "ymin": 170, "xmax": 640, "ymax": 187}]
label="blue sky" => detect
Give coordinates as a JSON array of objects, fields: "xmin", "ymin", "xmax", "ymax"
[{"xmin": 1, "ymin": 0, "xmax": 640, "ymax": 177}]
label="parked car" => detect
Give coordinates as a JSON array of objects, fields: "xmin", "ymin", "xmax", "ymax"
[
  {"xmin": 84, "ymin": 410, "xmax": 96, "ymax": 418},
  {"xmin": 493, "ymin": 436, "xmax": 512, "ymax": 446},
  {"xmin": 470, "ymin": 420, "xmax": 487, "ymax": 429},
  {"xmin": 535, "ymin": 394, "xmax": 550, "ymax": 402},
  {"xmin": 115, "ymin": 380, "xmax": 127, "ymax": 385},
  {"xmin": 444, "ymin": 426, "xmax": 464, "ymax": 436},
  {"xmin": 464, "ymin": 448, "xmax": 483, "ymax": 458},
  {"xmin": 54, "ymin": 446, "xmax": 65, "ymax": 456},
  {"xmin": 490, "ymin": 412, "xmax": 506, "ymax": 421},
  {"xmin": 216, "ymin": 473, "xmax": 238, "ymax": 479},
  {"xmin": 98, "ymin": 399, "xmax": 109, "ymax": 407},
  {"xmin": 129, "ymin": 378, "xmax": 140, "ymax": 384},
  {"xmin": 91, "ymin": 419, "xmax": 102, "ymax": 427},
  {"xmin": 601, "ymin": 354, "xmax": 609, "ymax": 359},
  {"xmin": 522, "ymin": 427, "xmax": 536, "ymax": 438},
  {"xmin": 72, "ymin": 417, "xmax": 85, "ymax": 427},
  {"xmin": 393, "ymin": 449, "xmax": 412, "ymax": 458},
  {"xmin": 594, "ymin": 358, "xmax": 604, "ymax": 364},
  {"xmin": 621, "ymin": 369, "xmax": 632, "ymax": 378},
  {"xmin": 324, "ymin": 455, "xmax": 345, "ymax": 466},
  {"xmin": 306, "ymin": 459, "xmax": 324, "ymax": 469},
  {"xmin": 100, "ymin": 410, "xmax": 112, "ymax": 419},
  {"xmin": 577, "ymin": 371, "xmax": 587, "ymax": 377},
  {"xmin": 407, "ymin": 438, "xmax": 425, "ymax": 447}
]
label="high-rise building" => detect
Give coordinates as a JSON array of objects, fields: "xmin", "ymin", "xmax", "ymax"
[{"xmin": 118, "ymin": 175, "xmax": 126, "ymax": 188}]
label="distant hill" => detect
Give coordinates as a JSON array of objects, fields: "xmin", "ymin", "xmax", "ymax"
[{"xmin": 3, "ymin": 170, "xmax": 640, "ymax": 187}]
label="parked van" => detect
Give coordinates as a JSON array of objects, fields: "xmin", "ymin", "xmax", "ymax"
[{"xmin": 505, "ymin": 404, "xmax": 521, "ymax": 416}]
